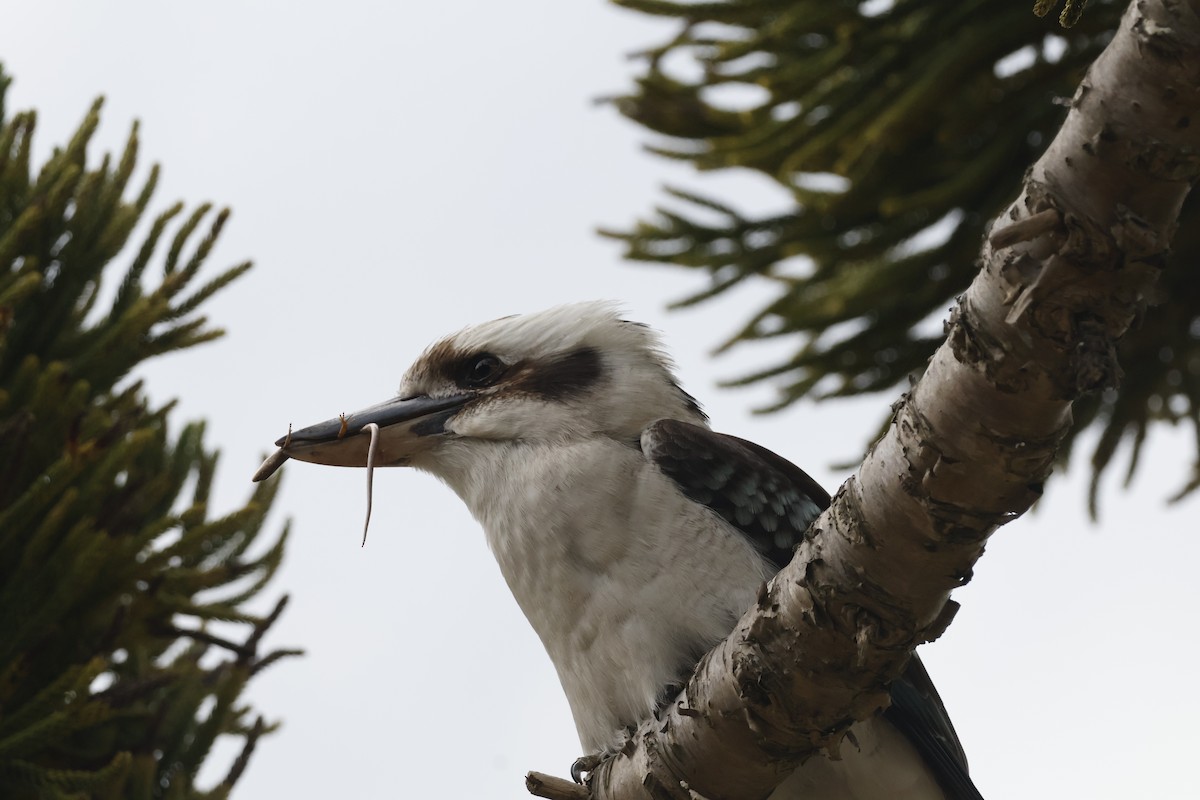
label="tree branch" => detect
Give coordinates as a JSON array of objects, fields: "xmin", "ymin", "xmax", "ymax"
[
  {"xmin": 527, "ymin": 771, "xmax": 590, "ymax": 800},
  {"xmin": 562, "ymin": 2, "xmax": 1200, "ymax": 798}
]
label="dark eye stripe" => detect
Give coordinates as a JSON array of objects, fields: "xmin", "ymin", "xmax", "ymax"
[{"xmin": 511, "ymin": 346, "xmax": 603, "ymax": 401}]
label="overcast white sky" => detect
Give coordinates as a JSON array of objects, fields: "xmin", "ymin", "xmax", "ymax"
[{"xmin": 3, "ymin": 3, "xmax": 1198, "ymax": 799}]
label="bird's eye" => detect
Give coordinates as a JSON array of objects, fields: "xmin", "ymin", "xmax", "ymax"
[{"xmin": 461, "ymin": 354, "xmax": 504, "ymax": 388}]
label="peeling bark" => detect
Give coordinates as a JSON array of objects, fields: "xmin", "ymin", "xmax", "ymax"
[{"xmin": 560, "ymin": 2, "xmax": 1200, "ymax": 798}]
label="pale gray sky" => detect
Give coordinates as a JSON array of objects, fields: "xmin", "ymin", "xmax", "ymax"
[{"xmin": 2, "ymin": 3, "xmax": 1197, "ymax": 798}]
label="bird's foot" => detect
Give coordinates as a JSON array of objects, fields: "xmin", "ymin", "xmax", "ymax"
[
  {"xmin": 570, "ymin": 754, "xmax": 600, "ymax": 784},
  {"xmin": 653, "ymin": 680, "xmax": 685, "ymax": 718},
  {"xmin": 571, "ymin": 728, "xmax": 637, "ymax": 784}
]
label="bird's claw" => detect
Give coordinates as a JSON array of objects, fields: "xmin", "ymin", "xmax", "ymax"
[{"xmin": 570, "ymin": 754, "xmax": 600, "ymax": 784}]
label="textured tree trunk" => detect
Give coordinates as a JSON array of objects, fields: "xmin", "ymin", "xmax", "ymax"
[{"xmin": 530, "ymin": 2, "xmax": 1200, "ymax": 798}]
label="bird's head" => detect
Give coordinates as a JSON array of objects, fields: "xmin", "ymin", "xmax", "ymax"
[{"xmin": 253, "ymin": 302, "xmax": 707, "ymax": 481}]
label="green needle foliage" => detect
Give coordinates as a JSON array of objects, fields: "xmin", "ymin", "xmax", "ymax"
[
  {"xmin": 604, "ymin": 0, "xmax": 1200, "ymax": 512},
  {"xmin": 0, "ymin": 66, "xmax": 298, "ymax": 798}
]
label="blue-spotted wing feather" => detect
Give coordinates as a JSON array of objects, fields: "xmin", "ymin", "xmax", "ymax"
[
  {"xmin": 642, "ymin": 418, "xmax": 983, "ymax": 800},
  {"xmin": 641, "ymin": 419, "xmax": 829, "ymax": 568}
]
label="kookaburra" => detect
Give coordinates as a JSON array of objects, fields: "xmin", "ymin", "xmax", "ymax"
[{"xmin": 254, "ymin": 302, "xmax": 983, "ymax": 800}]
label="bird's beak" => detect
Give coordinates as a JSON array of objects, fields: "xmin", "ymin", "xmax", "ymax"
[{"xmin": 252, "ymin": 393, "xmax": 471, "ymax": 482}]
